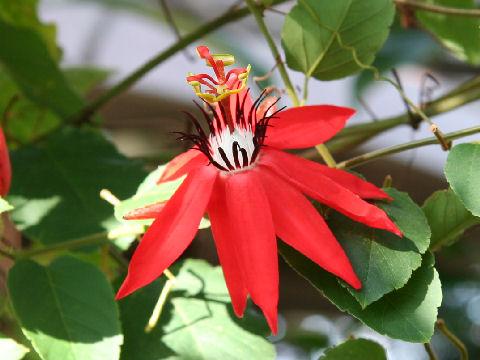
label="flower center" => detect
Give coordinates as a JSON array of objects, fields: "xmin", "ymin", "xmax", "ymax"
[
  {"xmin": 209, "ymin": 127, "xmax": 257, "ymax": 171},
  {"xmin": 177, "ymin": 90, "xmax": 281, "ymax": 173}
]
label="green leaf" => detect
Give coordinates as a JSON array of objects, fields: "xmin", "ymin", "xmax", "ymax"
[
  {"xmin": 281, "ymin": 0, "xmax": 395, "ymax": 80},
  {"xmin": 422, "ymin": 188, "xmax": 480, "ymax": 251},
  {"xmin": 0, "ymin": 18, "xmax": 85, "ymax": 120},
  {"xmin": 319, "ymin": 338, "xmax": 387, "ymax": 360},
  {"xmin": 119, "ymin": 259, "xmax": 275, "ymax": 360},
  {"xmin": 7, "ymin": 256, "xmax": 123, "ymax": 360},
  {"xmin": 0, "ymin": 0, "xmax": 59, "ymax": 60},
  {"xmin": 279, "ymin": 243, "xmax": 442, "ymax": 343},
  {"xmin": 0, "ymin": 333, "xmax": 30, "ymax": 360},
  {"xmin": 416, "ymin": 0, "xmax": 480, "ymax": 65},
  {"xmin": 0, "ymin": 196, "xmax": 13, "ymax": 213},
  {"xmin": 0, "ymin": 67, "xmax": 109, "ymax": 145},
  {"xmin": 328, "ymin": 188, "xmax": 430, "ymax": 307},
  {"xmin": 445, "ymin": 143, "xmax": 480, "ymax": 217},
  {"xmin": 8, "ymin": 128, "xmax": 146, "ymax": 245}
]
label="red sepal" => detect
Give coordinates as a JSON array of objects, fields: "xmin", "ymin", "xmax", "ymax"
[
  {"xmin": 0, "ymin": 127, "xmax": 11, "ymax": 197},
  {"xmin": 123, "ymin": 201, "xmax": 167, "ymax": 220}
]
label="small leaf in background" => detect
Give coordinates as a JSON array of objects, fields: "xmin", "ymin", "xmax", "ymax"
[
  {"xmin": 281, "ymin": 0, "xmax": 395, "ymax": 80},
  {"xmin": 445, "ymin": 143, "xmax": 480, "ymax": 216},
  {"xmin": 0, "ymin": 333, "xmax": 29, "ymax": 360},
  {"xmin": 319, "ymin": 338, "xmax": 387, "ymax": 360},
  {"xmin": 119, "ymin": 259, "xmax": 275, "ymax": 360},
  {"xmin": 114, "ymin": 166, "xmax": 184, "ymax": 227},
  {"xmin": 422, "ymin": 188, "xmax": 480, "ymax": 251},
  {"xmin": 0, "ymin": 18, "xmax": 85, "ymax": 120},
  {"xmin": 283, "ymin": 329, "xmax": 328, "ymax": 353},
  {"xmin": 7, "ymin": 256, "xmax": 123, "ymax": 360},
  {"xmin": 0, "ymin": 67, "xmax": 110, "ymax": 145},
  {"xmin": 0, "ymin": 197, "xmax": 13, "ymax": 213},
  {"xmin": 8, "ymin": 128, "xmax": 146, "ymax": 245},
  {"xmin": 328, "ymin": 188, "xmax": 430, "ymax": 307},
  {"xmin": 114, "ymin": 165, "xmax": 210, "ymax": 229},
  {"xmin": 280, "ymin": 242, "xmax": 442, "ymax": 343},
  {"xmin": 415, "ymin": 0, "xmax": 480, "ymax": 65}
]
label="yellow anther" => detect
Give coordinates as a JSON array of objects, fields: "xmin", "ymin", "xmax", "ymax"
[
  {"xmin": 206, "ymin": 54, "xmax": 235, "ymax": 67},
  {"xmin": 187, "ymin": 60, "xmax": 251, "ymax": 103}
]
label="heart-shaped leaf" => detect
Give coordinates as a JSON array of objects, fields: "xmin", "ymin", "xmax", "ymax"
[
  {"xmin": 445, "ymin": 143, "xmax": 480, "ymax": 217},
  {"xmin": 423, "ymin": 188, "xmax": 480, "ymax": 251},
  {"xmin": 328, "ymin": 188, "xmax": 430, "ymax": 307},
  {"xmin": 280, "ymin": 243, "xmax": 442, "ymax": 343},
  {"xmin": 319, "ymin": 338, "xmax": 387, "ymax": 360},
  {"xmin": 118, "ymin": 259, "xmax": 275, "ymax": 360},
  {"xmin": 8, "ymin": 256, "xmax": 123, "ymax": 360},
  {"xmin": 8, "ymin": 128, "xmax": 146, "ymax": 245},
  {"xmin": 282, "ymin": 0, "xmax": 395, "ymax": 80}
]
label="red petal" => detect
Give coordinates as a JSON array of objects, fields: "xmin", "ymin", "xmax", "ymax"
[
  {"xmin": 123, "ymin": 201, "xmax": 167, "ymax": 220},
  {"xmin": 225, "ymin": 170, "xmax": 278, "ymax": 334},
  {"xmin": 116, "ymin": 165, "xmax": 217, "ymax": 299},
  {"xmin": 264, "ymin": 105, "xmax": 355, "ymax": 149},
  {"xmin": 257, "ymin": 96, "xmax": 277, "ymax": 118},
  {"xmin": 307, "ymin": 164, "xmax": 391, "ymax": 200},
  {"xmin": 157, "ymin": 149, "xmax": 208, "ymax": 184},
  {"xmin": 0, "ymin": 127, "xmax": 11, "ymax": 197},
  {"xmin": 259, "ymin": 149, "xmax": 402, "ymax": 237},
  {"xmin": 208, "ymin": 177, "xmax": 248, "ymax": 317},
  {"xmin": 259, "ymin": 168, "xmax": 361, "ymax": 289}
]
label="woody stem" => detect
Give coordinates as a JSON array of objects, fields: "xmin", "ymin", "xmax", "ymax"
[
  {"xmin": 336, "ymin": 125, "xmax": 480, "ymax": 169},
  {"xmin": 436, "ymin": 319, "xmax": 469, "ymax": 360}
]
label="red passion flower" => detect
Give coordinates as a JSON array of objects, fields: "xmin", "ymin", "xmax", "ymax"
[
  {"xmin": 116, "ymin": 47, "xmax": 402, "ymax": 335},
  {"xmin": 0, "ymin": 126, "xmax": 11, "ymax": 197}
]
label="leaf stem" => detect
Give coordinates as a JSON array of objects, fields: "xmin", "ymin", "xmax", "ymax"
[
  {"xmin": 0, "ymin": 246, "xmax": 15, "ymax": 260},
  {"xmin": 298, "ymin": 76, "xmax": 480, "ymax": 158},
  {"xmin": 394, "ymin": 0, "xmax": 480, "ymax": 18},
  {"xmin": 145, "ymin": 271, "xmax": 177, "ymax": 333},
  {"xmin": 244, "ymin": 0, "xmax": 300, "ymax": 107},
  {"xmin": 69, "ymin": 0, "xmax": 289, "ymax": 124},
  {"xmin": 16, "ymin": 232, "xmax": 108, "ymax": 259},
  {"xmin": 336, "ymin": 75, "xmax": 480, "ymax": 141},
  {"xmin": 436, "ymin": 319, "xmax": 469, "ymax": 360},
  {"xmin": 315, "ymin": 144, "xmax": 337, "ymax": 167},
  {"xmin": 424, "ymin": 343, "xmax": 439, "ymax": 360},
  {"xmin": 336, "ymin": 125, "xmax": 480, "ymax": 169},
  {"xmin": 108, "ymin": 245, "xmax": 129, "ymax": 270}
]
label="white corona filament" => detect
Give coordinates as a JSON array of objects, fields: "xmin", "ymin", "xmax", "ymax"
[{"xmin": 209, "ymin": 126, "xmax": 256, "ymax": 171}]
